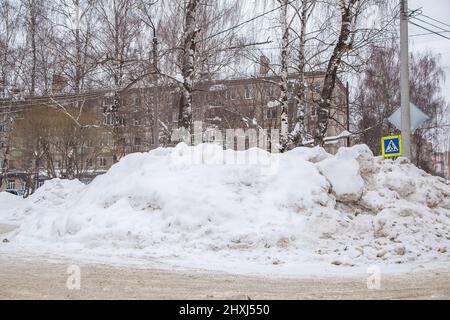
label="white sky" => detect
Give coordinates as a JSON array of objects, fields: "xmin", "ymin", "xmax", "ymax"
[{"xmin": 409, "ymin": 0, "xmax": 450, "ymax": 102}]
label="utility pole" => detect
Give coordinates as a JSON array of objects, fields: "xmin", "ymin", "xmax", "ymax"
[
  {"xmin": 346, "ymin": 82, "xmax": 350, "ymax": 147},
  {"xmin": 400, "ymin": 0, "xmax": 412, "ymax": 159},
  {"xmin": 152, "ymin": 33, "xmax": 160, "ymax": 149}
]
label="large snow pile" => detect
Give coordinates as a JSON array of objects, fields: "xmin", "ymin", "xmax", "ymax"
[{"xmin": 0, "ymin": 143, "xmax": 449, "ymax": 275}]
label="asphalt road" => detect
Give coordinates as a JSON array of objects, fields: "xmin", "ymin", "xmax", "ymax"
[{"xmin": 0, "ymin": 255, "xmax": 449, "ymax": 299}]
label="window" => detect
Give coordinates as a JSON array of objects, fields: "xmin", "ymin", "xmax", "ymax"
[
  {"xmin": 267, "ymin": 86, "xmax": 276, "ymax": 99},
  {"xmin": 244, "ymin": 87, "xmax": 254, "ymax": 100},
  {"xmin": 103, "ymin": 96, "xmax": 114, "ymax": 107},
  {"xmin": 172, "ymin": 111, "xmax": 178, "ymax": 123},
  {"xmin": 104, "ymin": 113, "xmax": 114, "ymax": 125},
  {"xmin": 209, "ymin": 92, "xmax": 223, "ymax": 107},
  {"xmin": 206, "ymin": 131, "xmax": 216, "ymax": 142},
  {"xmin": 134, "ymin": 137, "xmax": 141, "ymax": 146},
  {"xmin": 266, "ymin": 109, "xmax": 277, "ymax": 119},
  {"xmin": 134, "ymin": 97, "xmax": 141, "ymax": 106},
  {"xmin": 7, "ymin": 179, "xmax": 15, "ymax": 190},
  {"xmin": 226, "ymin": 90, "xmax": 237, "ymax": 100},
  {"xmin": 98, "ymin": 157, "xmax": 107, "ymax": 167},
  {"xmin": 102, "ymin": 133, "xmax": 113, "ymax": 146},
  {"xmin": 118, "ymin": 137, "xmax": 126, "ymax": 146},
  {"xmin": 0, "ymin": 123, "xmax": 5, "ymax": 132}
]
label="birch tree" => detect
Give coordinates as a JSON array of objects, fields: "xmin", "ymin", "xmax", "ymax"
[
  {"xmin": 22, "ymin": 0, "xmax": 41, "ymax": 96},
  {"xmin": 314, "ymin": 0, "xmax": 394, "ymax": 146},
  {"xmin": 158, "ymin": 0, "xmax": 243, "ymax": 133},
  {"xmin": 287, "ymin": 0, "xmax": 315, "ymax": 147},
  {"xmin": 0, "ymin": 1, "xmax": 21, "ymax": 190},
  {"xmin": 178, "ymin": 0, "xmax": 199, "ymax": 132},
  {"xmin": 278, "ymin": 0, "xmax": 290, "ymax": 150},
  {"xmin": 0, "ymin": 0, "xmax": 21, "ymax": 97},
  {"xmin": 96, "ymin": 0, "xmax": 141, "ymax": 89},
  {"xmin": 314, "ymin": 0, "xmax": 359, "ymax": 145}
]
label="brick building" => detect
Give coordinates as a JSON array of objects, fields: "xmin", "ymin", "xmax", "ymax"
[
  {"xmin": 433, "ymin": 152, "xmax": 450, "ymax": 181},
  {"xmin": 0, "ymin": 72, "xmax": 348, "ymax": 193}
]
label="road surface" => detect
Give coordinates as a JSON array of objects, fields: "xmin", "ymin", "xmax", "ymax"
[{"xmin": 0, "ymin": 255, "xmax": 449, "ymax": 299}]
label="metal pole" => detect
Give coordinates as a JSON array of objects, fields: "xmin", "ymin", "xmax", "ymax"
[
  {"xmin": 346, "ymin": 82, "xmax": 350, "ymax": 147},
  {"xmin": 154, "ymin": 86, "xmax": 160, "ymax": 148},
  {"xmin": 400, "ymin": 0, "xmax": 412, "ymax": 159}
]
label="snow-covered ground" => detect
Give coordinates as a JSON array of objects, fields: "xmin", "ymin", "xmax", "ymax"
[{"xmin": 0, "ymin": 143, "xmax": 449, "ymax": 277}]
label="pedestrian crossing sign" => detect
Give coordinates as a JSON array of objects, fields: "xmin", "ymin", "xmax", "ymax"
[{"xmin": 381, "ymin": 135, "xmax": 402, "ymax": 158}]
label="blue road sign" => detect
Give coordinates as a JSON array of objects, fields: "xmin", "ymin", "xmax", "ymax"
[{"xmin": 381, "ymin": 135, "xmax": 402, "ymax": 158}]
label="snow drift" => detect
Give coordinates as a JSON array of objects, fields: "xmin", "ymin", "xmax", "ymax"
[
  {"xmin": 0, "ymin": 143, "xmax": 449, "ymax": 275},
  {"xmin": 0, "ymin": 192, "xmax": 26, "ymax": 223}
]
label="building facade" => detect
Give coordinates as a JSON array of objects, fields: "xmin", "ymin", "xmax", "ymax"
[
  {"xmin": 433, "ymin": 152, "xmax": 450, "ymax": 181},
  {"xmin": 0, "ymin": 72, "xmax": 348, "ymax": 193}
]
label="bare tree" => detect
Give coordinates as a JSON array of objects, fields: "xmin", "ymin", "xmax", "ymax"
[
  {"xmin": 96, "ymin": 0, "xmax": 141, "ymax": 88},
  {"xmin": 314, "ymin": 0, "xmax": 396, "ymax": 146},
  {"xmin": 0, "ymin": 0, "xmax": 21, "ymax": 97},
  {"xmin": 0, "ymin": 1, "xmax": 22, "ymax": 190},
  {"xmin": 22, "ymin": 0, "xmax": 39, "ymax": 95},
  {"xmin": 288, "ymin": 0, "xmax": 316, "ymax": 147},
  {"xmin": 315, "ymin": 0, "xmax": 361, "ymax": 145},
  {"xmin": 178, "ymin": 0, "xmax": 199, "ymax": 132},
  {"xmin": 354, "ymin": 43, "xmax": 448, "ymax": 172},
  {"xmin": 278, "ymin": 0, "xmax": 290, "ymax": 149}
]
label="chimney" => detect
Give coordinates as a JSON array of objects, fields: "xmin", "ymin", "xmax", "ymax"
[
  {"xmin": 259, "ymin": 55, "xmax": 270, "ymax": 75},
  {"xmin": 52, "ymin": 74, "xmax": 68, "ymax": 94}
]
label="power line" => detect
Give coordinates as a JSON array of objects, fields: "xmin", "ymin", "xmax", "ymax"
[
  {"xmin": 407, "ymin": 8, "xmax": 450, "ymax": 38},
  {"xmin": 417, "ymin": 12, "xmax": 450, "ymax": 29},
  {"xmin": 410, "ymin": 16, "xmax": 450, "ymax": 33},
  {"xmin": 409, "ymin": 21, "xmax": 450, "ymax": 41},
  {"xmin": 410, "ymin": 30, "xmax": 450, "ymax": 37}
]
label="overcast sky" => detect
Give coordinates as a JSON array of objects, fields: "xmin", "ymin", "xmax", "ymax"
[{"xmin": 409, "ymin": 0, "xmax": 450, "ymax": 102}]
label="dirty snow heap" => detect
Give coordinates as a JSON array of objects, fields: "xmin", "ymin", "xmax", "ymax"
[{"xmin": 0, "ymin": 143, "xmax": 449, "ymax": 275}]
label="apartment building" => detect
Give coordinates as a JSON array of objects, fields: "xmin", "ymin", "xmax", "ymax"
[
  {"xmin": 0, "ymin": 72, "xmax": 348, "ymax": 193},
  {"xmin": 433, "ymin": 152, "xmax": 450, "ymax": 181}
]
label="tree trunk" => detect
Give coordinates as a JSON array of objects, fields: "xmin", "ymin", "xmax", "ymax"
[
  {"xmin": 315, "ymin": 0, "xmax": 357, "ymax": 146},
  {"xmin": 74, "ymin": 0, "xmax": 82, "ymax": 95},
  {"xmin": 279, "ymin": 0, "xmax": 289, "ymax": 151},
  {"xmin": 179, "ymin": 0, "xmax": 199, "ymax": 133},
  {"xmin": 152, "ymin": 31, "xmax": 160, "ymax": 148},
  {"xmin": 29, "ymin": 1, "xmax": 37, "ymax": 96},
  {"xmin": 291, "ymin": 0, "xmax": 309, "ymax": 147}
]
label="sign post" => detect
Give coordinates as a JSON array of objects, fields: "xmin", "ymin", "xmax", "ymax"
[
  {"xmin": 381, "ymin": 135, "xmax": 402, "ymax": 158},
  {"xmin": 400, "ymin": 0, "xmax": 411, "ymax": 159}
]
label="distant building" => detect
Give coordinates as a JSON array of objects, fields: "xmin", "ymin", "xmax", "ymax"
[
  {"xmin": 0, "ymin": 72, "xmax": 348, "ymax": 193},
  {"xmin": 432, "ymin": 151, "xmax": 450, "ymax": 181}
]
